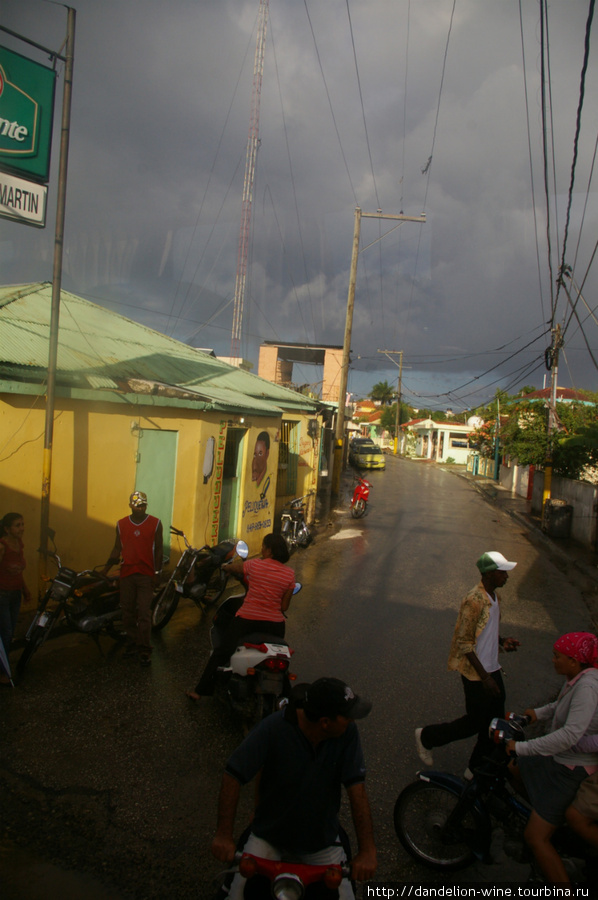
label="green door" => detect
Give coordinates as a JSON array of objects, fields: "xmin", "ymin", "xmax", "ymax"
[
  {"xmin": 135, "ymin": 429, "xmax": 178, "ymax": 560},
  {"xmin": 218, "ymin": 428, "xmax": 245, "ymax": 541}
]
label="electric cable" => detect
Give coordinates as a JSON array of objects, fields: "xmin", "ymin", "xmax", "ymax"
[
  {"xmin": 302, "ymin": 0, "xmax": 359, "ymax": 206},
  {"xmin": 518, "ymin": 0, "xmax": 547, "ymax": 324},
  {"xmin": 270, "ymin": 14, "xmax": 317, "ymax": 342},
  {"xmin": 539, "ymin": 0, "xmax": 556, "ymax": 321},
  {"xmin": 162, "ymin": 18, "xmax": 257, "ymax": 336},
  {"xmin": 401, "ymin": 0, "xmax": 456, "ymax": 344},
  {"xmin": 554, "ymin": 0, "xmax": 596, "ymax": 321},
  {"xmin": 345, "ymin": 0, "xmax": 380, "ymax": 210}
]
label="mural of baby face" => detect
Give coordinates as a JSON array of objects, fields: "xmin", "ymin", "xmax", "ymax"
[{"xmin": 251, "ymin": 432, "xmax": 270, "ymax": 486}]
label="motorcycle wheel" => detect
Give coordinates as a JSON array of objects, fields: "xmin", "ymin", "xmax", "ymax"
[
  {"xmin": 200, "ymin": 569, "xmax": 228, "ymax": 607},
  {"xmin": 256, "ymin": 693, "xmax": 278, "ymax": 720},
  {"xmin": 151, "ymin": 582, "xmax": 180, "ymax": 630},
  {"xmin": 296, "ymin": 523, "xmax": 312, "ymax": 547},
  {"xmin": 351, "ymin": 498, "xmax": 366, "ymax": 518},
  {"xmin": 282, "ymin": 532, "xmax": 293, "ymax": 553},
  {"xmin": 16, "ymin": 622, "xmax": 53, "ymax": 677},
  {"xmin": 394, "ymin": 781, "xmax": 477, "ymax": 870}
]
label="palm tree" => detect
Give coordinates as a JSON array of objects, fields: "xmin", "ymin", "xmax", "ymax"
[{"xmin": 369, "ymin": 380, "xmax": 395, "ymax": 405}]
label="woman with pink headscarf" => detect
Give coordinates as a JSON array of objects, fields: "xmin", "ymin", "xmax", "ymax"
[{"xmin": 507, "ymin": 631, "xmax": 598, "ymax": 884}]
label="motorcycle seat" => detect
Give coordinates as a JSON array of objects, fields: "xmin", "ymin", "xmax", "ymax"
[{"xmin": 239, "ymin": 632, "xmax": 290, "ymax": 648}]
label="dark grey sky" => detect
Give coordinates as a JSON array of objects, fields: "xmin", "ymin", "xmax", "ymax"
[{"xmin": 1, "ymin": 0, "xmax": 597, "ymax": 410}]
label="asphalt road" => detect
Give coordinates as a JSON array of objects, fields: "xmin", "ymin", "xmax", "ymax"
[{"xmin": 1, "ymin": 457, "xmax": 596, "ymax": 898}]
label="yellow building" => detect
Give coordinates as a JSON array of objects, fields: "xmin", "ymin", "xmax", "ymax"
[{"xmin": 0, "ymin": 284, "xmax": 323, "ymax": 587}]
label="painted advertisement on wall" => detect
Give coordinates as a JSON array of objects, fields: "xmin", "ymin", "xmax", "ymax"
[{"xmin": 241, "ymin": 428, "xmax": 275, "ymax": 545}]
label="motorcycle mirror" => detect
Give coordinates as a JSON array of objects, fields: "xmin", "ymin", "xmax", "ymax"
[
  {"xmin": 236, "ymin": 540, "xmax": 249, "ymax": 559},
  {"xmin": 292, "ymin": 582, "xmax": 302, "ymax": 594}
]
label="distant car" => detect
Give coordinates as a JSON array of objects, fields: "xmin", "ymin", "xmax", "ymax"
[
  {"xmin": 350, "ymin": 444, "xmax": 386, "ymax": 470},
  {"xmin": 349, "ymin": 436, "xmax": 376, "ymax": 452}
]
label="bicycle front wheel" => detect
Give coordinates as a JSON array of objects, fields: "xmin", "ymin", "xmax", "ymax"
[{"xmin": 394, "ymin": 780, "xmax": 477, "ymax": 870}]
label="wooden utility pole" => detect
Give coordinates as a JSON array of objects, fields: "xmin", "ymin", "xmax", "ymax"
[
  {"xmin": 332, "ymin": 208, "xmax": 425, "ymax": 495},
  {"xmin": 378, "ymin": 349, "xmax": 403, "ymax": 454},
  {"xmin": 542, "ymin": 323, "xmax": 563, "ymax": 527}
]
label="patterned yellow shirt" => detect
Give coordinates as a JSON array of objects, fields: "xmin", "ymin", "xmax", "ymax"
[{"xmin": 447, "ymin": 582, "xmax": 501, "ymax": 681}]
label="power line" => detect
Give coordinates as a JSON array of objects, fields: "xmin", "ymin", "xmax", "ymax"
[
  {"xmin": 518, "ymin": 0, "xmax": 547, "ymax": 323},
  {"xmin": 555, "ymin": 0, "xmax": 596, "ymax": 322}
]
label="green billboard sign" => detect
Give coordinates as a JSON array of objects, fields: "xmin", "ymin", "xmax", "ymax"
[{"xmin": 0, "ymin": 45, "xmax": 56, "ymax": 183}]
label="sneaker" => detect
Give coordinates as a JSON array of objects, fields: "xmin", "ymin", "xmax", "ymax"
[
  {"xmin": 415, "ymin": 728, "xmax": 434, "ymax": 766},
  {"xmin": 139, "ymin": 653, "xmax": 152, "ymax": 667}
]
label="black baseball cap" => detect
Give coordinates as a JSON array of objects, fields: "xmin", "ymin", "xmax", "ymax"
[{"xmin": 303, "ymin": 677, "xmax": 372, "ymax": 720}]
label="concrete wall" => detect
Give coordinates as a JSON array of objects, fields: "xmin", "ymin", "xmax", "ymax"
[
  {"xmin": 499, "ymin": 460, "xmax": 597, "ymax": 548},
  {"xmin": 322, "ymin": 348, "xmax": 343, "ymax": 403},
  {"xmin": 257, "ymin": 344, "xmax": 279, "ymax": 383}
]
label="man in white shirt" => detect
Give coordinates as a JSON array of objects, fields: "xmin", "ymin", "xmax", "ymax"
[{"xmin": 415, "ymin": 551, "xmax": 519, "ymax": 773}]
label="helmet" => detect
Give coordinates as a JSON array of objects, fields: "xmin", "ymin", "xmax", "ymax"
[{"xmin": 129, "ymin": 491, "xmax": 148, "ymax": 508}]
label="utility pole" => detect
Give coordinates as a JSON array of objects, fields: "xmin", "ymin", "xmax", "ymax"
[
  {"xmin": 332, "ymin": 208, "xmax": 425, "ymax": 495},
  {"xmin": 542, "ymin": 322, "xmax": 563, "ymax": 527},
  {"xmin": 40, "ymin": 7, "xmax": 76, "ymax": 576},
  {"xmin": 378, "ymin": 349, "xmax": 403, "ymax": 455},
  {"xmin": 493, "ymin": 395, "xmax": 500, "ymax": 481}
]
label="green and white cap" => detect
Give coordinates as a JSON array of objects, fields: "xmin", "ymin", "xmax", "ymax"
[{"xmin": 476, "ymin": 551, "xmax": 517, "ymax": 574}]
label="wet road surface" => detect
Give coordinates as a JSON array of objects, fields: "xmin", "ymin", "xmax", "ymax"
[{"xmin": 1, "ymin": 457, "xmax": 596, "ymax": 898}]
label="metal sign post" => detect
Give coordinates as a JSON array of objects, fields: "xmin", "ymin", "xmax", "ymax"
[{"xmin": 40, "ymin": 7, "xmax": 76, "ymax": 575}]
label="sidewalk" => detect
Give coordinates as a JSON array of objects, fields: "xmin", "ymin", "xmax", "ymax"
[{"xmin": 445, "ymin": 463, "xmax": 598, "ymax": 625}]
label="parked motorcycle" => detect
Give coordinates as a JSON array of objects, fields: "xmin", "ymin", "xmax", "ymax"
[
  {"xmin": 280, "ymin": 495, "xmax": 313, "ymax": 551},
  {"xmin": 209, "ymin": 549, "xmax": 302, "ymax": 723},
  {"xmin": 350, "ymin": 475, "xmax": 371, "ymax": 518},
  {"xmin": 17, "ymin": 538, "xmax": 122, "ymax": 677},
  {"xmin": 394, "ymin": 714, "xmax": 596, "ymax": 882},
  {"xmin": 151, "ymin": 526, "xmax": 237, "ymax": 630}
]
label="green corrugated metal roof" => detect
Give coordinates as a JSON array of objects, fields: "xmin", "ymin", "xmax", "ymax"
[{"xmin": 0, "ymin": 283, "xmax": 319, "ymax": 416}]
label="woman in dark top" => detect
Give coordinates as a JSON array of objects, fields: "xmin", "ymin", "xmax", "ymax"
[{"xmin": 0, "ymin": 512, "xmax": 31, "ymax": 683}]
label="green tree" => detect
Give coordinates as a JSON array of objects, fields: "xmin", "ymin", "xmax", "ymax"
[
  {"xmin": 380, "ymin": 402, "xmax": 412, "ymax": 436},
  {"xmin": 500, "ymin": 400, "xmax": 598, "ymax": 480},
  {"xmin": 369, "ymin": 380, "xmax": 395, "ymax": 405}
]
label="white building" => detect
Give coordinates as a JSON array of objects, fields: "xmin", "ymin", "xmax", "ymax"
[{"xmin": 401, "ymin": 418, "xmax": 472, "ymax": 464}]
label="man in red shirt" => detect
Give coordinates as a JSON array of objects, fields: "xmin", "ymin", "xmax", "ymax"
[{"xmin": 104, "ymin": 492, "xmax": 163, "ymax": 667}]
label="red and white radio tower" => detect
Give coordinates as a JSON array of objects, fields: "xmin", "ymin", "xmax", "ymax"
[{"xmin": 230, "ymin": 0, "xmax": 269, "ymax": 360}]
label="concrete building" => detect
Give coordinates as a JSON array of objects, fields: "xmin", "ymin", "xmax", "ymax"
[
  {"xmin": 258, "ymin": 341, "xmax": 344, "ymax": 403},
  {"xmin": 0, "ymin": 284, "xmax": 323, "ymax": 586},
  {"xmin": 401, "ymin": 418, "xmax": 472, "ymax": 464}
]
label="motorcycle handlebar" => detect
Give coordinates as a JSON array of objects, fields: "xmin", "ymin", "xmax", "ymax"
[
  {"xmin": 231, "ymin": 851, "xmax": 351, "ymax": 879},
  {"xmin": 287, "ymin": 492, "xmax": 314, "ymax": 507}
]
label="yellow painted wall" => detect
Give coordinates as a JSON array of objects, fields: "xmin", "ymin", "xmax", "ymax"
[
  {"xmin": 274, "ymin": 413, "xmax": 320, "ymax": 524},
  {"xmin": 0, "ymin": 391, "xmax": 283, "ymax": 592}
]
